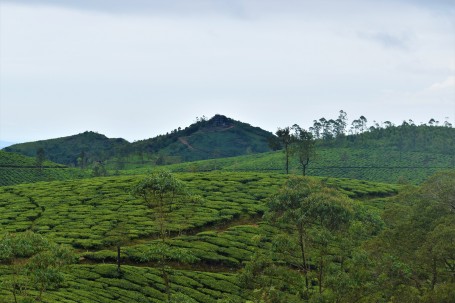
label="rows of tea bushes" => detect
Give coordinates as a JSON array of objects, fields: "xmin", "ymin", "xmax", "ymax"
[
  {"xmin": 0, "ymin": 150, "xmax": 65, "ymax": 167},
  {"xmin": 0, "ymin": 167, "xmax": 89, "ymax": 186},
  {"xmin": 0, "ymin": 172, "xmax": 398, "ymax": 250},
  {"xmin": 0, "ymin": 173, "xmax": 283, "ymax": 249},
  {"xmin": 0, "ymin": 172, "xmax": 405, "ymax": 302},
  {"xmin": 84, "ymin": 224, "xmax": 269, "ymax": 268},
  {"xmin": 0, "ymin": 150, "xmax": 89, "ymax": 186},
  {"xmin": 0, "ymin": 264, "xmax": 244, "ymax": 303},
  {"xmin": 152, "ymin": 147, "xmax": 454, "ymax": 184}
]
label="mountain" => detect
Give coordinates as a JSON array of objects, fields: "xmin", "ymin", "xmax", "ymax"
[{"xmin": 3, "ymin": 115, "xmax": 274, "ymax": 166}]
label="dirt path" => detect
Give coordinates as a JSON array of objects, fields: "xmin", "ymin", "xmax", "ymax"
[{"xmin": 178, "ymin": 137, "xmax": 195, "ymax": 150}]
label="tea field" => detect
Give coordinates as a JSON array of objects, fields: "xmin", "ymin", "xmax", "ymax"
[
  {"xmin": 151, "ymin": 147, "xmax": 455, "ymax": 184},
  {"xmin": 0, "ymin": 172, "xmax": 400, "ymax": 302},
  {"xmin": 0, "ymin": 151, "xmax": 88, "ymax": 186}
]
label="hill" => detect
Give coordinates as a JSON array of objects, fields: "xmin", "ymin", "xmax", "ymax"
[
  {"xmin": 0, "ymin": 150, "xmax": 89, "ymax": 186},
  {"xmin": 4, "ymin": 131, "xmax": 129, "ymax": 167},
  {"xmin": 129, "ymin": 114, "xmax": 273, "ymax": 163},
  {"xmin": 4, "ymin": 115, "xmax": 273, "ymax": 167}
]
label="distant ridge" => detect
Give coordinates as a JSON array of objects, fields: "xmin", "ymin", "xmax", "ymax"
[
  {"xmin": 4, "ymin": 131, "xmax": 129, "ymax": 166},
  {"xmin": 3, "ymin": 115, "xmax": 274, "ymax": 166},
  {"xmin": 0, "ymin": 141, "xmax": 15, "ymax": 149}
]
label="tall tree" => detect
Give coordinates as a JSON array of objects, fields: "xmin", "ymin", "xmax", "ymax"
[
  {"xmin": 35, "ymin": 148, "xmax": 45, "ymax": 170},
  {"xmin": 290, "ymin": 125, "xmax": 315, "ymax": 176},
  {"xmin": 275, "ymin": 127, "xmax": 293, "ymax": 174},
  {"xmin": 335, "ymin": 110, "xmax": 348, "ymax": 138},
  {"xmin": 131, "ymin": 170, "xmax": 189, "ymax": 301},
  {"xmin": 131, "ymin": 170, "xmax": 187, "ymax": 241},
  {"xmin": 266, "ymin": 177, "xmax": 353, "ymax": 292}
]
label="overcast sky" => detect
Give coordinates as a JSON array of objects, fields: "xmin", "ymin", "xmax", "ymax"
[{"xmin": 1, "ymin": 0, "xmax": 454, "ymax": 143}]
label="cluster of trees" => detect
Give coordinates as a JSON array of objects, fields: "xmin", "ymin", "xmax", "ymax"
[
  {"xmin": 0, "ymin": 231, "xmax": 75, "ymax": 302},
  {"xmin": 309, "ymin": 110, "xmax": 453, "ymax": 140},
  {"xmin": 238, "ymin": 171, "xmax": 455, "ymax": 302},
  {"xmin": 269, "ymin": 125, "xmax": 316, "ymax": 175},
  {"xmin": 271, "ymin": 111, "xmax": 454, "ymax": 174},
  {"xmin": 308, "ymin": 110, "xmax": 454, "ymax": 154}
]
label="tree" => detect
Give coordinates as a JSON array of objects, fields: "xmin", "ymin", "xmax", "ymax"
[
  {"xmin": 275, "ymin": 127, "xmax": 293, "ymax": 174},
  {"xmin": 266, "ymin": 177, "xmax": 353, "ymax": 292},
  {"xmin": 77, "ymin": 150, "xmax": 87, "ymax": 169},
  {"xmin": 35, "ymin": 148, "xmax": 45, "ymax": 170},
  {"xmin": 0, "ymin": 231, "xmax": 75, "ymax": 302},
  {"xmin": 105, "ymin": 219, "xmax": 130, "ymax": 274},
  {"xmin": 92, "ymin": 161, "xmax": 107, "ymax": 177},
  {"xmin": 334, "ymin": 110, "xmax": 348, "ymax": 138},
  {"xmin": 131, "ymin": 170, "xmax": 190, "ymax": 302},
  {"xmin": 290, "ymin": 125, "xmax": 315, "ymax": 176},
  {"xmin": 131, "ymin": 170, "xmax": 187, "ymax": 241}
]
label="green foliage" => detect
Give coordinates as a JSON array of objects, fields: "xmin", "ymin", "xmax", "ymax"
[
  {"xmin": 4, "ymin": 131, "xmax": 129, "ymax": 166},
  {"xmin": 2, "ymin": 169, "xmax": 452, "ymax": 302},
  {"xmin": 6, "ymin": 115, "xmax": 273, "ymax": 168},
  {"xmin": 0, "ymin": 151, "xmax": 89, "ymax": 186},
  {"xmin": 158, "ymin": 146, "xmax": 453, "ymax": 184},
  {"xmin": 0, "ymin": 231, "xmax": 75, "ymax": 302}
]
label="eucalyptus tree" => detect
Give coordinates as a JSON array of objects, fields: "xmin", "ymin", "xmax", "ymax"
[
  {"xmin": 290, "ymin": 125, "xmax": 315, "ymax": 176},
  {"xmin": 275, "ymin": 127, "xmax": 293, "ymax": 174},
  {"xmin": 266, "ymin": 177, "xmax": 353, "ymax": 292}
]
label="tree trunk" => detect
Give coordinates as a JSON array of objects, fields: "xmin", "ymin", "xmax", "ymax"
[
  {"xmin": 298, "ymin": 224, "xmax": 309, "ymax": 290},
  {"xmin": 117, "ymin": 245, "xmax": 121, "ymax": 273},
  {"xmin": 285, "ymin": 147, "xmax": 289, "ymax": 174},
  {"xmin": 318, "ymin": 257, "xmax": 323, "ymax": 294}
]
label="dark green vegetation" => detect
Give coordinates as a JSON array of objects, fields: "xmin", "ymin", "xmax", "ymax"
[
  {"xmin": 5, "ymin": 115, "xmax": 273, "ymax": 168},
  {"xmin": 0, "ymin": 151, "xmax": 89, "ymax": 186},
  {"xmin": 4, "ymin": 131, "xmax": 129, "ymax": 168}
]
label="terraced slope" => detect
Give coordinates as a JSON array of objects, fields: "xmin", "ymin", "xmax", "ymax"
[
  {"xmin": 124, "ymin": 147, "xmax": 454, "ymax": 184},
  {"xmin": 0, "ymin": 172, "xmax": 399, "ymax": 302},
  {"xmin": 0, "ymin": 151, "xmax": 89, "ymax": 186}
]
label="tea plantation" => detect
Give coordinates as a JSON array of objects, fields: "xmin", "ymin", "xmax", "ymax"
[
  {"xmin": 0, "ymin": 172, "xmax": 400, "ymax": 302},
  {"xmin": 0, "ymin": 151, "xmax": 88, "ymax": 186},
  {"xmin": 156, "ymin": 147, "xmax": 454, "ymax": 184}
]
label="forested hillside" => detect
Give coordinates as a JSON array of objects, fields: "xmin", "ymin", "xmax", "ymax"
[
  {"xmin": 130, "ymin": 114, "xmax": 273, "ymax": 163},
  {"xmin": 4, "ymin": 131, "xmax": 129, "ymax": 167},
  {"xmin": 4, "ymin": 115, "xmax": 273, "ymax": 167}
]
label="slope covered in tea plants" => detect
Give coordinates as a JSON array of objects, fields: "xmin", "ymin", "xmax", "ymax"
[
  {"xmin": 0, "ymin": 172, "xmax": 400, "ymax": 302},
  {"xmin": 0, "ymin": 151, "xmax": 88, "ymax": 186},
  {"xmin": 142, "ymin": 147, "xmax": 454, "ymax": 184}
]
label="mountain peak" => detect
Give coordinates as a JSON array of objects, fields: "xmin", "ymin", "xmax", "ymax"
[{"xmin": 207, "ymin": 114, "xmax": 234, "ymax": 128}]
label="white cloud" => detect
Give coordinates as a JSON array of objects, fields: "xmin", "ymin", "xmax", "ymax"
[
  {"xmin": 429, "ymin": 76, "xmax": 455, "ymax": 91},
  {"xmin": 0, "ymin": 1, "xmax": 454, "ymax": 142}
]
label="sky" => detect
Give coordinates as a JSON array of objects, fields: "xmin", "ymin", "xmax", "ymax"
[{"xmin": 0, "ymin": 0, "xmax": 454, "ymax": 143}]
